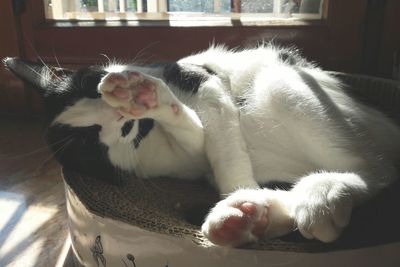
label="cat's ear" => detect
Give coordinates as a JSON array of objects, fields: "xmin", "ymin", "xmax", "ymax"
[{"xmin": 3, "ymin": 57, "xmax": 74, "ymax": 94}]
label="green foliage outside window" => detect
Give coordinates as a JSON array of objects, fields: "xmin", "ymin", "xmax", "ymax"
[{"xmin": 81, "ymin": 0, "xmax": 98, "ymax": 7}]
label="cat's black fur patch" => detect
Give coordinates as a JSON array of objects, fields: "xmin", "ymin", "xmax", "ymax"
[
  {"xmin": 235, "ymin": 96, "xmax": 246, "ymax": 107},
  {"xmin": 278, "ymin": 50, "xmax": 302, "ymax": 65},
  {"xmin": 133, "ymin": 119, "xmax": 154, "ymax": 149},
  {"xmin": 121, "ymin": 120, "xmax": 135, "ymax": 137},
  {"xmin": 44, "ymin": 66, "xmax": 106, "ymax": 123},
  {"xmin": 70, "ymin": 67, "xmax": 106, "ymax": 99},
  {"xmin": 47, "ymin": 124, "xmax": 129, "ymax": 184},
  {"xmin": 278, "ymin": 49, "xmax": 313, "ymax": 68},
  {"xmin": 163, "ymin": 63, "xmax": 215, "ymax": 93}
]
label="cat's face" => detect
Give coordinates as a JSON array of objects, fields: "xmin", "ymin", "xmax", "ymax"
[{"xmin": 3, "ymin": 58, "xmax": 147, "ymax": 184}]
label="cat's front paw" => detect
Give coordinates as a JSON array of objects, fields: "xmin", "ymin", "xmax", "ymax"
[
  {"xmin": 99, "ymin": 70, "xmax": 179, "ymax": 118},
  {"xmin": 202, "ymin": 189, "xmax": 293, "ymax": 247}
]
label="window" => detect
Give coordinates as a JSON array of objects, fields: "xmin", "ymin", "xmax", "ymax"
[
  {"xmin": 5, "ymin": 0, "xmax": 381, "ymax": 114},
  {"xmin": 44, "ymin": 0, "xmax": 323, "ymax": 25},
  {"xmin": 17, "ymin": 0, "xmax": 370, "ymax": 75}
]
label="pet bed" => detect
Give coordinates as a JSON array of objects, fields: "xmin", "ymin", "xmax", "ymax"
[{"xmin": 63, "ymin": 72, "xmax": 400, "ymax": 267}]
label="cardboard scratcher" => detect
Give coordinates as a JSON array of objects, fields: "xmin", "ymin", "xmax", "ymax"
[{"xmin": 63, "ymin": 72, "xmax": 400, "ymax": 267}]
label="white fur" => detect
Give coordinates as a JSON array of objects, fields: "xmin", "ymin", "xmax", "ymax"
[{"xmin": 56, "ymin": 45, "xmax": 400, "ymax": 245}]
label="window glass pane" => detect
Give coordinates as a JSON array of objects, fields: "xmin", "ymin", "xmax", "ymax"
[
  {"xmin": 240, "ymin": 0, "xmax": 321, "ymax": 14},
  {"xmin": 241, "ymin": 0, "xmax": 274, "ymax": 13},
  {"xmin": 81, "ymin": 0, "xmax": 99, "ymax": 11},
  {"xmin": 44, "ymin": 0, "xmax": 324, "ymax": 21},
  {"xmin": 168, "ymin": 0, "xmax": 231, "ymax": 13}
]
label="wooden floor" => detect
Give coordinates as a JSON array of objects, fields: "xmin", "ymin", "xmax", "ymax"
[{"xmin": 0, "ymin": 115, "xmax": 69, "ymax": 267}]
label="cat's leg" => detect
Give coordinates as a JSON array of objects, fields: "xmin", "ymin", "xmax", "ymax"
[
  {"xmin": 202, "ymin": 171, "xmax": 370, "ymax": 246},
  {"xmin": 196, "ymin": 76, "xmax": 259, "ymax": 194},
  {"xmin": 255, "ymin": 69, "xmax": 398, "ymax": 242},
  {"xmin": 98, "ymin": 70, "xmax": 204, "ymax": 153},
  {"xmin": 202, "ymin": 171, "xmax": 371, "ymax": 246},
  {"xmin": 202, "ymin": 68, "xmax": 398, "ymax": 246}
]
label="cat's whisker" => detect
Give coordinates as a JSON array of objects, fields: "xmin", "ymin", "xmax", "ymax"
[
  {"xmin": 50, "ymin": 136, "xmax": 75, "ymax": 155},
  {"xmin": 53, "ymin": 50, "xmax": 67, "ymax": 77},
  {"xmin": 33, "ymin": 137, "xmax": 75, "ymax": 176},
  {"xmin": 100, "ymin": 53, "xmax": 112, "ymax": 66},
  {"xmin": 0, "ymin": 134, "xmax": 74, "ymax": 160},
  {"xmin": 23, "ymin": 35, "xmax": 57, "ymax": 78},
  {"xmin": 35, "ymin": 55, "xmax": 58, "ymax": 82},
  {"xmin": 25, "ymin": 65, "xmax": 59, "ymax": 88},
  {"xmin": 135, "ymin": 55, "xmax": 156, "ymax": 66},
  {"xmin": 131, "ymin": 41, "xmax": 160, "ymax": 64}
]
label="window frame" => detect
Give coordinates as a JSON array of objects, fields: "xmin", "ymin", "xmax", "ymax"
[{"xmin": 19, "ymin": 0, "xmax": 365, "ymax": 72}]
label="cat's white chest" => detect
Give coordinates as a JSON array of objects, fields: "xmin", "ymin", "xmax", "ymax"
[{"xmin": 135, "ymin": 125, "xmax": 209, "ymax": 180}]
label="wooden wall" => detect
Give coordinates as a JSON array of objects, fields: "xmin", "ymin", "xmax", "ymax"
[
  {"xmin": 0, "ymin": 0, "xmax": 26, "ymax": 115},
  {"xmin": 0, "ymin": 0, "xmax": 399, "ymax": 116},
  {"xmin": 378, "ymin": 1, "xmax": 400, "ymax": 79}
]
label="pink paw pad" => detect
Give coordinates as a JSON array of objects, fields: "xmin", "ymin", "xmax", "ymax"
[
  {"xmin": 134, "ymin": 82, "xmax": 158, "ymax": 109},
  {"xmin": 111, "ymin": 88, "xmax": 130, "ymax": 99},
  {"xmin": 127, "ymin": 71, "xmax": 141, "ymax": 80},
  {"xmin": 106, "ymin": 73, "xmax": 128, "ymax": 86},
  {"xmin": 209, "ymin": 202, "xmax": 269, "ymax": 246},
  {"xmin": 101, "ymin": 70, "xmax": 179, "ymax": 117}
]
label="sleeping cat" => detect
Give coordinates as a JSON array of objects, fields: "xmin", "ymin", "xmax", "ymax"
[{"xmin": 4, "ymin": 44, "xmax": 400, "ymax": 247}]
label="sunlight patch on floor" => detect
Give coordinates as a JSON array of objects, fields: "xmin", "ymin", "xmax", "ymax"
[{"xmin": 0, "ymin": 192, "xmax": 59, "ymax": 266}]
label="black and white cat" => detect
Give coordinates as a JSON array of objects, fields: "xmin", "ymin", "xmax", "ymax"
[{"xmin": 4, "ymin": 45, "xmax": 400, "ymax": 247}]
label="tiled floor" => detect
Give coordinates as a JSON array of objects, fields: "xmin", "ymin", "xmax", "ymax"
[{"xmin": 0, "ymin": 116, "xmax": 69, "ymax": 267}]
